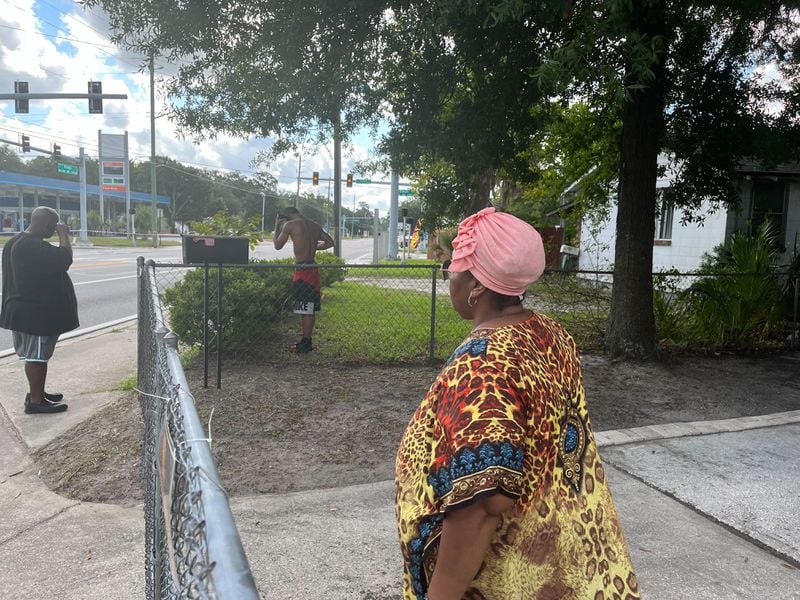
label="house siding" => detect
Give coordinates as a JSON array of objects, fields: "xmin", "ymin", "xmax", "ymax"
[
  {"xmin": 577, "ymin": 176, "xmax": 800, "ymax": 278},
  {"xmin": 577, "ymin": 197, "xmax": 728, "ymax": 274}
]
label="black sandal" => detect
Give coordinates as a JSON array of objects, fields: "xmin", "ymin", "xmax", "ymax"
[{"xmin": 288, "ymin": 338, "xmax": 313, "ymax": 354}]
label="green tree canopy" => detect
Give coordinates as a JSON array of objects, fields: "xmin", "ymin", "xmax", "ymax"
[
  {"xmin": 85, "ymin": 0, "xmax": 386, "ymax": 155},
  {"xmin": 503, "ymin": 0, "xmax": 800, "ymax": 358}
]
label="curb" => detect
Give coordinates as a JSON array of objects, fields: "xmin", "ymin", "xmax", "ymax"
[{"xmin": 595, "ymin": 409, "xmax": 800, "ymax": 448}]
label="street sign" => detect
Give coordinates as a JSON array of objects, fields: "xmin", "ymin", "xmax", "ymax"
[
  {"xmin": 102, "ymin": 160, "xmax": 127, "ymax": 191},
  {"xmin": 354, "ymin": 178, "xmax": 371, "ymax": 184},
  {"xmin": 57, "ymin": 162, "xmax": 78, "ymax": 175},
  {"xmin": 398, "ymin": 189, "xmax": 414, "ymax": 196}
]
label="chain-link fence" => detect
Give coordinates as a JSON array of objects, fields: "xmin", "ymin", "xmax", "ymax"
[
  {"xmin": 149, "ymin": 261, "xmax": 799, "ymax": 386},
  {"xmin": 532, "ymin": 268, "xmax": 800, "ymax": 352},
  {"xmin": 137, "ymin": 258, "xmax": 259, "ymax": 599},
  {"xmin": 150, "ymin": 262, "xmax": 471, "ymax": 386}
]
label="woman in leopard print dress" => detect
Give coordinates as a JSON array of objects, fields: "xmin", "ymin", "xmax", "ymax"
[{"xmin": 395, "ymin": 208, "xmax": 640, "ymax": 600}]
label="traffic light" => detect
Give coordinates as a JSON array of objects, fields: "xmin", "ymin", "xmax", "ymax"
[
  {"xmin": 52, "ymin": 144, "xmax": 61, "ymax": 159},
  {"xmin": 21, "ymin": 135, "xmax": 30, "ymax": 153},
  {"xmin": 88, "ymin": 81, "xmax": 103, "ymax": 114},
  {"xmin": 14, "ymin": 81, "xmax": 29, "ymax": 114},
  {"xmin": 346, "ymin": 173, "xmax": 353, "ymax": 187},
  {"xmin": 312, "ymin": 171, "xmax": 319, "ymax": 185}
]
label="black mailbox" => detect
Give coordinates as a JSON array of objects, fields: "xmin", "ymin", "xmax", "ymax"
[{"xmin": 182, "ymin": 235, "xmax": 250, "ymax": 265}]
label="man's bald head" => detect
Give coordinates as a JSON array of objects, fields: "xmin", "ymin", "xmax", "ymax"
[{"xmin": 29, "ymin": 207, "xmax": 59, "ymax": 238}]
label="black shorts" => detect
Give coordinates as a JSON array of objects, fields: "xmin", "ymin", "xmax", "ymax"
[{"xmin": 292, "ymin": 279, "xmax": 321, "ymax": 314}]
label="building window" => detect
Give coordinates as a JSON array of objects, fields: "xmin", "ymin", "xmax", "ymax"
[
  {"xmin": 750, "ymin": 180, "xmax": 786, "ymax": 241},
  {"xmin": 655, "ymin": 188, "xmax": 674, "ymax": 240}
]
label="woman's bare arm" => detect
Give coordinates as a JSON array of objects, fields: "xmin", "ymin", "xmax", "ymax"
[{"xmin": 426, "ymin": 493, "xmax": 516, "ymax": 600}]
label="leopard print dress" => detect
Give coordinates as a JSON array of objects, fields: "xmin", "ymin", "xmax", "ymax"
[{"xmin": 395, "ymin": 313, "xmax": 640, "ymax": 600}]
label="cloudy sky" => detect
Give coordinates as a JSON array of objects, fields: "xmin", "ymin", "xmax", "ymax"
[{"xmin": 0, "ymin": 0, "xmax": 399, "ymax": 213}]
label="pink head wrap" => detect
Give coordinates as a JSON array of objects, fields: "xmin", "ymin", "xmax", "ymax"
[{"xmin": 449, "ymin": 207, "xmax": 545, "ymax": 296}]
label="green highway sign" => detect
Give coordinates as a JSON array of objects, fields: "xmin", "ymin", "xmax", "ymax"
[
  {"xmin": 57, "ymin": 163, "xmax": 78, "ymax": 175},
  {"xmin": 398, "ymin": 189, "xmax": 414, "ymax": 196},
  {"xmin": 354, "ymin": 178, "xmax": 371, "ymax": 184}
]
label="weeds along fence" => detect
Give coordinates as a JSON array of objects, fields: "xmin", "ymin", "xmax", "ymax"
[
  {"xmin": 137, "ymin": 258, "xmax": 259, "ymax": 600},
  {"xmin": 148, "ymin": 260, "xmax": 799, "ymax": 387}
]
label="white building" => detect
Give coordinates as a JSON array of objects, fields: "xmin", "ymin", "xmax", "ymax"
[{"xmin": 571, "ymin": 158, "xmax": 800, "ymax": 274}]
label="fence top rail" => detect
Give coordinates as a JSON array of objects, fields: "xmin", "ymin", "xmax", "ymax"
[
  {"xmin": 140, "ymin": 263, "xmax": 259, "ymax": 598},
  {"xmin": 145, "ymin": 260, "xmax": 799, "ymax": 278},
  {"xmin": 148, "ymin": 261, "xmax": 440, "ymax": 270}
]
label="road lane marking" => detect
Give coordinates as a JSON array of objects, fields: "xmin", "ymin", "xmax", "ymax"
[
  {"xmin": 73, "ymin": 275, "xmax": 138, "ymax": 286},
  {"xmin": 0, "ymin": 274, "xmax": 138, "ymax": 296},
  {"xmin": 71, "ymin": 260, "xmax": 134, "ymax": 268}
]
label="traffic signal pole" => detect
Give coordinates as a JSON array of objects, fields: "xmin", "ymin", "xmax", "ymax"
[
  {"xmin": 333, "ymin": 114, "xmax": 342, "ymax": 258},
  {"xmin": 389, "ymin": 172, "xmax": 399, "ymax": 259},
  {"xmin": 79, "ymin": 147, "xmax": 88, "ymax": 243},
  {"xmin": 1, "ymin": 82, "xmax": 126, "ymax": 112}
]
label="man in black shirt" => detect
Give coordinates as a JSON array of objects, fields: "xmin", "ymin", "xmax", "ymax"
[{"xmin": 0, "ymin": 207, "xmax": 79, "ymax": 414}]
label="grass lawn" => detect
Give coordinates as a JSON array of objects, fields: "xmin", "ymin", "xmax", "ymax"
[
  {"xmin": 165, "ymin": 269, "xmax": 609, "ymax": 365},
  {"xmin": 315, "ymin": 281, "xmax": 471, "ymax": 362},
  {"xmin": 348, "ymin": 258, "xmax": 441, "ymax": 280},
  {"xmin": 85, "ymin": 236, "xmax": 182, "ymax": 247},
  {"xmin": 0, "ymin": 234, "xmax": 180, "ymax": 247}
]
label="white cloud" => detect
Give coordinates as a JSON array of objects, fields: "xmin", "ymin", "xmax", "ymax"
[{"xmin": 0, "ymin": 2, "xmax": 399, "ymax": 216}]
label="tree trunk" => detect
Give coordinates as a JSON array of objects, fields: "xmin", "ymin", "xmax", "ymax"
[
  {"xmin": 468, "ymin": 168, "xmax": 496, "ymax": 214},
  {"xmin": 604, "ymin": 0, "xmax": 666, "ymax": 359}
]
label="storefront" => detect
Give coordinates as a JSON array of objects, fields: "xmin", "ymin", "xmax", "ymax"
[{"xmin": 0, "ymin": 170, "xmax": 170, "ymax": 234}]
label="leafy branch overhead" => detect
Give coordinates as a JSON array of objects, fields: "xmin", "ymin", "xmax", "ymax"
[
  {"xmin": 190, "ymin": 212, "xmax": 263, "ymax": 250},
  {"xmin": 85, "ymin": 0, "xmax": 386, "ymax": 156}
]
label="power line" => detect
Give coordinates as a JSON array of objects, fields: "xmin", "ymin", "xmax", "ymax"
[
  {"xmin": 0, "ymin": 125, "xmax": 98, "ymax": 153},
  {"xmin": 0, "ymin": 15, "xmax": 145, "ymax": 74},
  {"xmin": 38, "ymin": 0, "xmax": 118, "ymax": 47},
  {"xmin": 42, "ymin": 0, "xmax": 181, "ymax": 77},
  {"xmin": 156, "ymin": 162, "xmax": 277, "ymax": 197}
]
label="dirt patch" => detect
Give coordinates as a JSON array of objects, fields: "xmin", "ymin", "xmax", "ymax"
[
  {"xmin": 35, "ymin": 394, "xmax": 144, "ymax": 505},
  {"xmin": 33, "ymin": 351, "xmax": 800, "ymax": 504}
]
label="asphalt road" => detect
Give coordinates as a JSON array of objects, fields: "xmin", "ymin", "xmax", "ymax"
[{"xmin": 0, "ymin": 236, "xmax": 378, "ymax": 354}]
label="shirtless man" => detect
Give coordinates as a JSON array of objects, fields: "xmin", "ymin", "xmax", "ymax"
[{"xmin": 273, "ymin": 207, "xmax": 334, "ymax": 353}]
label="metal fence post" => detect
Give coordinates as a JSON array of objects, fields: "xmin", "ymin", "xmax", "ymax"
[
  {"xmin": 137, "ymin": 256, "xmax": 145, "ymax": 390},
  {"xmin": 203, "ymin": 262, "xmax": 209, "ymax": 388},
  {"xmin": 793, "ymin": 272, "xmax": 799, "ymax": 349},
  {"xmin": 217, "ymin": 264, "xmax": 223, "ymax": 388},
  {"xmin": 429, "ymin": 265, "xmax": 437, "ymax": 364}
]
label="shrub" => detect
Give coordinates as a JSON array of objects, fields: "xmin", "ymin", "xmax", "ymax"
[
  {"xmin": 652, "ymin": 269, "xmax": 691, "ymax": 346},
  {"xmin": 162, "ymin": 254, "xmax": 346, "ymax": 350},
  {"xmin": 687, "ymin": 223, "xmax": 785, "ymax": 348},
  {"xmin": 163, "ymin": 263, "xmax": 291, "ymax": 350}
]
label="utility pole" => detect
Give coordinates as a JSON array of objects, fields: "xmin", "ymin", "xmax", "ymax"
[
  {"xmin": 79, "ymin": 147, "xmax": 88, "ymax": 244},
  {"xmin": 333, "ymin": 114, "xmax": 342, "ymax": 257},
  {"xmin": 149, "ymin": 54, "xmax": 158, "ymax": 248},
  {"xmin": 97, "ymin": 130, "xmax": 104, "ymax": 233},
  {"xmin": 295, "ymin": 155, "xmax": 302, "ymax": 208},
  {"xmin": 124, "ymin": 130, "xmax": 132, "ymax": 241},
  {"xmin": 389, "ymin": 171, "xmax": 399, "ymax": 259},
  {"xmin": 261, "ymin": 192, "xmax": 266, "ymax": 232}
]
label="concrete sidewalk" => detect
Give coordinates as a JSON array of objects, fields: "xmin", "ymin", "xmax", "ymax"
[{"xmin": 0, "ymin": 326, "xmax": 799, "ymax": 599}]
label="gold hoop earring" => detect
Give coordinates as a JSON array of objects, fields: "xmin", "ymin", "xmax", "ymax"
[{"xmin": 467, "ymin": 292, "xmax": 477, "ymax": 307}]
